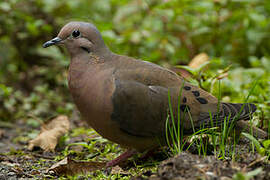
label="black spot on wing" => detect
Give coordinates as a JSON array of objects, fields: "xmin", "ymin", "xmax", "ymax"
[
  {"xmin": 192, "ymin": 91, "xmax": 200, "ymax": 97},
  {"xmin": 184, "ymin": 86, "xmax": 191, "ymax": 90},
  {"xmin": 180, "ymin": 105, "xmax": 190, "ymax": 112},
  {"xmin": 196, "ymin": 97, "xmax": 208, "ymax": 104},
  {"xmin": 183, "ymin": 97, "xmax": 187, "ymax": 103}
]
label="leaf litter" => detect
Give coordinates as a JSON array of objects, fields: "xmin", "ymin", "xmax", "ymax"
[
  {"xmin": 47, "ymin": 156, "xmax": 106, "ymax": 176},
  {"xmin": 28, "ymin": 115, "xmax": 70, "ymax": 152}
]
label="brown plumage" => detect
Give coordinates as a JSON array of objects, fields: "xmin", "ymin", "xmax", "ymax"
[{"xmin": 43, "ymin": 22, "xmax": 258, "ymax": 165}]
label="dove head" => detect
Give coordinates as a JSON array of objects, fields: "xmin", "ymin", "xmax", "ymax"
[{"xmin": 43, "ymin": 22, "xmax": 110, "ymax": 57}]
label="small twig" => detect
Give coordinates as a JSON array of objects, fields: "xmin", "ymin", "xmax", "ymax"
[{"xmin": 247, "ymin": 156, "xmax": 267, "ymax": 168}]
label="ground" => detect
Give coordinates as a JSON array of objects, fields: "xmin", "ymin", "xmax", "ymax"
[{"xmin": 0, "ymin": 116, "xmax": 269, "ymax": 179}]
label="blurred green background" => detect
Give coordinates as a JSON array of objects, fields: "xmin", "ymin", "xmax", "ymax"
[{"xmin": 0, "ymin": 0, "xmax": 269, "ymax": 129}]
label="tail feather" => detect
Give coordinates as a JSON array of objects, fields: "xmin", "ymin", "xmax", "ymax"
[
  {"xmin": 221, "ymin": 103, "xmax": 257, "ymax": 121},
  {"xmin": 195, "ymin": 103, "xmax": 257, "ymax": 130}
]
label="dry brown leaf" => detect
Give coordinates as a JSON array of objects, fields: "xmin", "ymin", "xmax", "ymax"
[
  {"xmin": 47, "ymin": 157, "xmax": 106, "ymax": 176},
  {"xmin": 111, "ymin": 165, "xmax": 131, "ymax": 175},
  {"xmin": 28, "ymin": 115, "xmax": 70, "ymax": 152},
  {"xmin": 188, "ymin": 53, "xmax": 209, "ymax": 69}
]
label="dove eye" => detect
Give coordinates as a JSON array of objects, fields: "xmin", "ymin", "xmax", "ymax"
[{"xmin": 72, "ymin": 30, "xmax": 80, "ymax": 38}]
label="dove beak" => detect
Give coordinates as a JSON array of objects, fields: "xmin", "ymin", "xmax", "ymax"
[{"xmin": 43, "ymin": 37, "xmax": 62, "ymax": 48}]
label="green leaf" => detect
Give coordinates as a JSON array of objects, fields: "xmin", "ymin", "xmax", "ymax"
[
  {"xmin": 242, "ymin": 132, "xmax": 264, "ymax": 155},
  {"xmin": 233, "ymin": 172, "xmax": 246, "ymax": 180},
  {"xmin": 246, "ymin": 168, "xmax": 263, "ymax": 178},
  {"xmin": 176, "ymin": 65, "xmax": 196, "ymax": 75},
  {"xmin": 262, "ymin": 140, "xmax": 270, "ymax": 149}
]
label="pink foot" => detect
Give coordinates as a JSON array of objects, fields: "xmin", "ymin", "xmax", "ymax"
[
  {"xmin": 140, "ymin": 148, "xmax": 156, "ymax": 160},
  {"xmin": 106, "ymin": 149, "xmax": 137, "ymax": 167}
]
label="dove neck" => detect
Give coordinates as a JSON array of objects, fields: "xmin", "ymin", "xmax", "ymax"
[
  {"xmin": 70, "ymin": 46, "xmax": 112, "ymax": 63},
  {"xmin": 68, "ymin": 49, "xmax": 113, "ymax": 80}
]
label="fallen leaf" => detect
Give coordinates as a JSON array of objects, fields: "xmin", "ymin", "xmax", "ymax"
[
  {"xmin": 188, "ymin": 53, "xmax": 209, "ymax": 69},
  {"xmin": 111, "ymin": 165, "xmax": 131, "ymax": 176},
  {"xmin": 28, "ymin": 115, "xmax": 70, "ymax": 152},
  {"xmin": 47, "ymin": 157, "xmax": 106, "ymax": 176}
]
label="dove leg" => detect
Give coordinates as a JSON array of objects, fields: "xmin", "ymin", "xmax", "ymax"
[{"xmin": 106, "ymin": 149, "xmax": 137, "ymax": 167}]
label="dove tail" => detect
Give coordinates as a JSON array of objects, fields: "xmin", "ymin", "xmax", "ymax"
[
  {"xmin": 221, "ymin": 103, "xmax": 257, "ymax": 121},
  {"xmin": 188, "ymin": 102, "xmax": 257, "ymax": 134},
  {"xmin": 195, "ymin": 102, "xmax": 257, "ymax": 131}
]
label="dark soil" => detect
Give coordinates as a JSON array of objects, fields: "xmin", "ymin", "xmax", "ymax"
[
  {"xmin": 132, "ymin": 141, "xmax": 270, "ymax": 180},
  {"xmin": 146, "ymin": 152, "xmax": 270, "ymax": 180},
  {"xmin": 0, "ymin": 120, "xmax": 56, "ymax": 179},
  {"xmin": 1, "ymin": 119, "xmax": 269, "ymax": 179}
]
